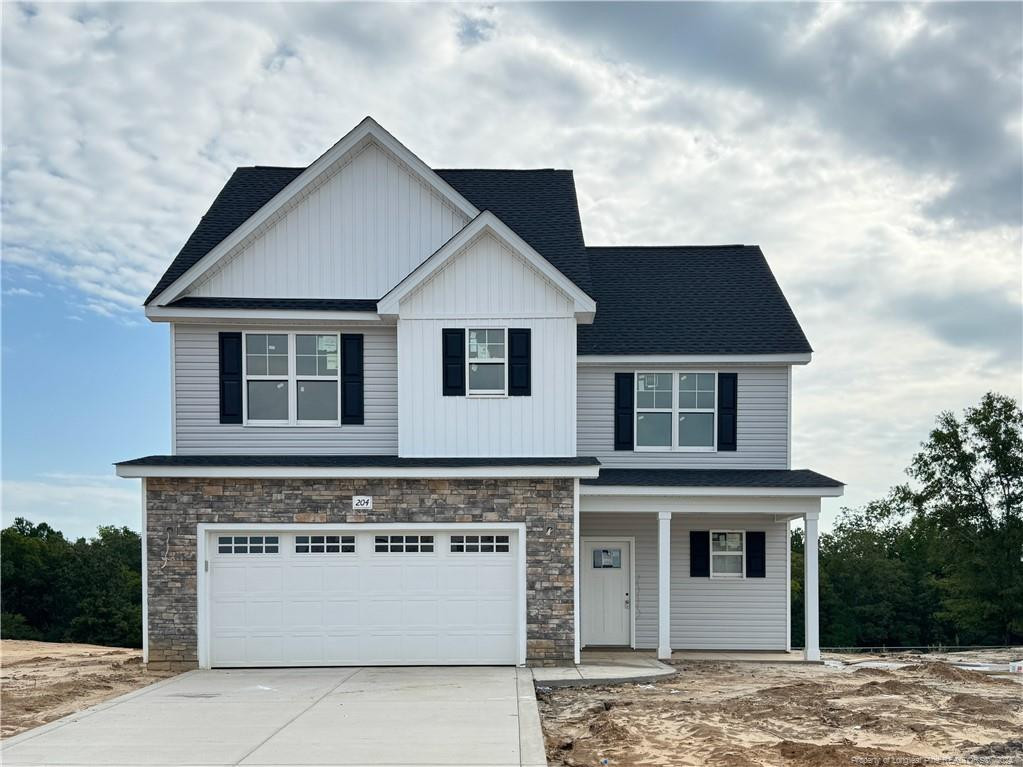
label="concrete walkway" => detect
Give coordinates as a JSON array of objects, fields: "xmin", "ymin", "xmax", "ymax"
[
  {"xmin": 1, "ymin": 667, "xmax": 546, "ymax": 767},
  {"xmin": 532, "ymin": 651, "xmax": 675, "ymax": 686}
]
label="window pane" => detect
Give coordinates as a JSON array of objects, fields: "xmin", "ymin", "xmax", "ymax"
[
  {"xmin": 713, "ymin": 554, "xmax": 743, "ymax": 574},
  {"xmin": 697, "ymin": 373, "xmax": 715, "ymax": 392},
  {"xmin": 248, "ymin": 381, "xmax": 288, "ymax": 420},
  {"xmin": 266, "ymin": 335, "xmax": 288, "ymax": 354},
  {"xmin": 296, "ymin": 355, "xmax": 317, "ymax": 375},
  {"xmin": 297, "ymin": 381, "xmax": 338, "ymax": 421},
  {"xmin": 679, "ymin": 412, "xmax": 714, "ymax": 447},
  {"xmin": 592, "ymin": 548, "xmax": 622, "ymax": 568},
  {"xmin": 697, "ymin": 391, "xmax": 715, "ymax": 409},
  {"xmin": 247, "ymin": 355, "xmax": 268, "ymax": 375},
  {"xmin": 679, "ymin": 373, "xmax": 697, "ymax": 391},
  {"xmin": 636, "ymin": 412, "xmax": 672, "ymax": 446},
  {"xmin": 296, "ymin": 335, "xmax": 316, "ymax": 354},
  {"xmin": 319, "ymin": 354, "xmax": 339, "ymax": 375},
  {"xmin": 246, "ymin": 335, "xmax": 267, "ymax": 354},
  {"xmin": 267, "ymin": 355, "xmax": 289, "ymax": 376},
  {"xmin": 679, "ymin": 390, "xmax": 697, "ymax": 409},
  {"xmin": 712, "ymin": 532, "xmax": 743, "ymax": 552},
  {"xmin": 469, "ymin": 363, "xmax": 504, "ymax": 391},
  {"xmin": 468, "ymin": 329, "xmax": 504, "ymax": 361}
]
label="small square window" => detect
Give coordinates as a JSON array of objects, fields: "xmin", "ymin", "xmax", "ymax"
[{"xmin": 593, "ymin": 548, "xmax": 622, "ymax": 568}]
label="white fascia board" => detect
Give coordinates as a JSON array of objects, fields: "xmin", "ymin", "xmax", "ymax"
[
  {"xmin": 150, "ymin": 117, "xmax": 480, "ymax": 308},
  {"xmin": 579, "ymin": 484, "xmax": 844, "ymax": 498},
  {"xmin": 377, "ymin": 211, "xmax": 597, "ymax": 322},
  {"xmin": 577, "ymin": 353, "xmax": 812, "ymax": 366},
  {"xmin": 116, "ymin": 464, "xmax": 602, "ymax": 479},
  {"xmin": 145, "ymin": 306, "xmax": 386, "ymax": 325}
]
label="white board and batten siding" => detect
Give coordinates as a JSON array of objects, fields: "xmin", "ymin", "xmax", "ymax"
[
  {"xmin": 580, "ymin": 512, "xmax": 789, "ymax": 650},
  {"xmin": 185, "ymin": 142, "xmax": 468, "ymax": 300},
  {"xmin": 173, "ymin": 324, "xmax": 397, "ymax": 455},
  {"xmin": 398, "ymin": 231, "xmax": 578, "ymax": 457},
  {"xmin": 577, "ymin": 365, "xmax": 791, "ymax": 469}
]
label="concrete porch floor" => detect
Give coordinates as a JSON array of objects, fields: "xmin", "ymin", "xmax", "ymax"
[{"xmin": 670, "ymin": 649, "xmax": 818, "ymax": 664}]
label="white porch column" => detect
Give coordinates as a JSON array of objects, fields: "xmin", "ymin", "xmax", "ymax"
[
  {"xmin": 657, "ymin": 511, "xmax": 672, "ymax": 660},
  {"xmin": 803, "ymin": 509, "xmax": 821, "ymax": 662}
]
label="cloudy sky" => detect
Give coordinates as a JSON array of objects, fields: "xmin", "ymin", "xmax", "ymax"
[{"xmin": 2, "ymin": 2, "xmax": 1021, "ymax": 538}]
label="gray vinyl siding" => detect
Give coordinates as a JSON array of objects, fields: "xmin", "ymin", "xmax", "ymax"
[
  {"xmin": 173, "ymin": 324, "xmax": 397, "ymax": 454},
  {"xmin": 577, "ymin": 365, "xmax": 790, "ymax": 468},
  {"xmin": 671, "ymin": 514, "xmax": 788, "ymax": 650},
  {"xmin": 581, "ymin": 513, "xmax": 659, "ymax": 648},
  {"xmin": 580, "ymin": 512, "xmax": 789, "ymax": 651}
]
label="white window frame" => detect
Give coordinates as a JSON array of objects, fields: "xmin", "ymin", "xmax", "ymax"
[
  {"xmin": 634, "ymin": 371, "xmax": 718, "ymax": 452},
  {"xmin": 242, "ymin": 330, "xmax": 341, "ymax": 427},
  {"xmin": 466, "ymin": 327, "xmax": 508, "ymax": 397},
  {"xmin": 710, "ymin": 530, "xmax": 745, "ymax": 579}
]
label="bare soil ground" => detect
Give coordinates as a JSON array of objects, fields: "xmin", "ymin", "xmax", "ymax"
[
  {"xmin": 1, "ymin": 640, "xmax": 177, "ymax": 738},
  {"xmin": 538, "ymin": 654, "xmax": 1023, "ymax": 766}
]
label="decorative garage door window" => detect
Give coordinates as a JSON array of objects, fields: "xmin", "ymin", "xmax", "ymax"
[
  {"xmin": 374, "ymin": 534, "xmax": 434, "ymax": 553},
  {"xmin": 295, "ymin": 535, "xmax": 355, "ymax": 554},
  {"xmin": 218, "ymin": 535, "xmax": 280, "ymax": 554},
  {"xmin": 592, "ymin": 548, "xmax": 622, "ymax": 568},
  {"xmin": 450, "ymin": 534, "xmax": 510, "ymax": 553}
]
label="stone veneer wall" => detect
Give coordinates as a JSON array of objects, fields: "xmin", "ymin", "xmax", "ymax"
[{"xmin": 144, "ymin": 477, "xmax": 575, "ymax": 670}]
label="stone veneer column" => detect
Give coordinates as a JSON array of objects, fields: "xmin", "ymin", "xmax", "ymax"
[{"xmin": 144, "ymin": 477, "xmax": 576, "ymax": 670}]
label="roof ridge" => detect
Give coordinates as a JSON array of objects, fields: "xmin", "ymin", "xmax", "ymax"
[
  {"xmin": 434, "ymin": 167, "xmax": 569, "ymax": 173},
  {"xmin": 586, "ymin": 244, "xmax": 751, "ymax": 251}
]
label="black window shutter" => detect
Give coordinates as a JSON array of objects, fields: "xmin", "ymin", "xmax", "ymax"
[
  {"xmin": 718, "ymin": 372, "xmax": 738, "ymax": 451},
  {"xmin": 340, "ymin": 333, "xmax": 364, "ymax": 425},
  {"xmin": 690, "ymin": 531, "xmax": 710, "ymax": 577},
  {"xmin": 746, "ymin": 531, "xmax": 766, "ymax": 578},
  {"xmin": 613, "ymin": 373, "xmax": 634, "ymax": 450},
  {"xmin": 508, "ymin": 329, "xmax": 531, "ymax": 396},
  {"xmin": 218, "ymin": 332, "xmax": 243, "ymax": 424},
  {"xmin": 442, "ymin": 329, "xmax": 465, "ymax": 396}
]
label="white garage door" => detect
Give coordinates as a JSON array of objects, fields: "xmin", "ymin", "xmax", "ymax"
[{"xmin": 205, "ymin": 528, "xmax": 520, "ymax": 667}]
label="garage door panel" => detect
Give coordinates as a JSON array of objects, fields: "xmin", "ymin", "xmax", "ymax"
[{"xmin": 208, "ymin": 529, "xmax": 519, "ymax": 667}]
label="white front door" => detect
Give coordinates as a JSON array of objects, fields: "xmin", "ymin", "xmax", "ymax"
[
  {"xmin": 205, "ymin": 527, "xmax": 520, "ymax": 667},
  {"xmin": 581, "ymin": 539, "xmax": 631, "ymax": 646}
]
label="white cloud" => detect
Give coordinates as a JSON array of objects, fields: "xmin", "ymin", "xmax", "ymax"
[
  {"xmin": 1, "ymin": 3, "xmax": 1020, "ymax": 523},
  {"xmin": 2, "ymin": 475, "xmax": 140, "ymax": 539},
  {"xmin": 3, "ymin": 287, "xmax": 43, "ymax": 297}
]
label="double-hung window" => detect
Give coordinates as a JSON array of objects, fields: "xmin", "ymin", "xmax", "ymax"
[
  {"xmin": 635, "ymin": 372, "xmax": 717, "ymax": 450},
  {"xmin": 467, "ymin": 328, "xmax": 506, "ymax": 395},
  {"xmin": 710, "ymin": 531, "xmax": 744, "ymax": 577},
  {"xmin": 244, "ymin": 332, "xmax": 339, "ymax": 425}
]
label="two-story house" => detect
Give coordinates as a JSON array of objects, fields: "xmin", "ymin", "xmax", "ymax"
[{"xmin": 116, "ymin": 117, "xmax": 843, "ymax": 670}]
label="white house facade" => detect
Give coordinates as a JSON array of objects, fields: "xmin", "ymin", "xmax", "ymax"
[{"xmin": 117, "ymin": 117, "xmax": 842, "ymax": 670}]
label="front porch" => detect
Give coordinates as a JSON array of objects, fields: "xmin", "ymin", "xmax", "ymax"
[{"xmin": 576, "ymin": 471, "xmax": 843, "ymax": 664}]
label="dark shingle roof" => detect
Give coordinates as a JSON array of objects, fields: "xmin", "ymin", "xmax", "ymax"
[
  {"xmin": 146, "ymin": 160, "xmax": 809, "ymax": 356},
  {"xmin": 116, "ymin": 455, "xmax": 600, "ymax": 468},
  {"xmin": 166, "ymin": 297, "xmax": 378, "ymax": 312},
  {"xmin": 582, "ymin": 468, "xmax": 843, "ymax": 488},
  {"xmin": 148, "ymin": 166, "xmax": 592, "ymax": 305},
  {"xmin": 146, "ymin": 166, "xmax": 304, "ymax": 304},
  {"xmin": 578, "ymin": 246, "xmax": 812, "ymax": 355},
  {"xmin": 435, "ymin": 169, "xmax": 592, "ymax": 295}
]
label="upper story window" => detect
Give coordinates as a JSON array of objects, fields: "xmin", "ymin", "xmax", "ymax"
[
  {"xmin": 244, "ymin": 332, "xmax": 339, "ymax": 425},
  {"xmin": 467, "ymin": 328, "xmax": 506, "ymax": 395},
  {"xmin": 635, "ymin": 372, "xmax": 716, "ymax": 451}
]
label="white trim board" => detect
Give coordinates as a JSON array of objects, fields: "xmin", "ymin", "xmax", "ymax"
[
  {"xmin": 581, "ymin": 495, "xmax": 823, "ymax": 515},
  {"xmin": 150, "ymin": 117, "xmax": 480, "ymax": 308},
  {"xmin": 146, "ymin": 307, "xmax": 385, "ymax": 324},
  {"xmin": 580, "ymin": 484, "xmax": 843, "ymax": 498},
  {"xmin": 377, "ymin": 211, "xmax": 596, "ymax": 322},
  {"xmin": 577, "ymin": 353, "xmax": 812, "ymax": 365},
  {"xmin": 117, "ymin": 464, "xmax": 601, "ymax": 479},
  {"xmin": 195, "ymin": 521, "xmax": 528, "ymax": 669}
]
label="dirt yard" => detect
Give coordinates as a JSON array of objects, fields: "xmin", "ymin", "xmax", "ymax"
[
  {"xmin": 1, "ymin": 640, "xmax": 177, "ymax": 738},
  {"xmin": 539, "ymin": 653, "xmax": 1023, "ymax": 766}
]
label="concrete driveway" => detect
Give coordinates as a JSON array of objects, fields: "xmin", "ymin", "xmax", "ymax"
[{"xmin": 1, "ymin": 667, "xmax": 546, "ymax": 767}]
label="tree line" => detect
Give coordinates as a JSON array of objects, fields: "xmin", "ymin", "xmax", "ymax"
[
  {"xmin": 793, "ymin": 392, "xmax": 1022, "ymax": 648},
  {"xmin": 2, "ymin": 393, "xmax": 1020, "ymax": 650}
]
